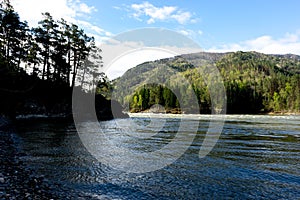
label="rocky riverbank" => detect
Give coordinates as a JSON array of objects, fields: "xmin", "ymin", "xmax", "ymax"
[
  {"xmin": 1, "ymin": 84, "xmax": 128, "ymax": 122},
  {"xmin": 0, "ymin": 116, "xmax": 56, "ymax": 199}
]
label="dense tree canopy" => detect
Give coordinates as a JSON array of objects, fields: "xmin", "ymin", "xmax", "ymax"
[
  {"xmin": 0, "ymin": 0, "xmax": 102, "ymax": 89},
  {"xmin": 112, "ymin": 51, "xmax": 300, "ymax": 114}
]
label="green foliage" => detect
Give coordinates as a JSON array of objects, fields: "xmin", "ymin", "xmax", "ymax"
[
  {"xmin": 0, "ymin": 0, "xmax": 105, "ymax": 117},
  {"xmin": 0, "ymin": 1, "xmax": 101, "ymax": 89},
  {"xmin": 114, "ymin": 51, "xmax": 300, "ymax": 114},
  {"xmin": 129, "ymin": 84, "xmax": 180, "ymax": 113}
]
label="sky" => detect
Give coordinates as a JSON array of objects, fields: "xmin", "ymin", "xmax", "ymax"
[{"xmin": 11, "ymin": 0, "xmax": 300, "ymax": 78}]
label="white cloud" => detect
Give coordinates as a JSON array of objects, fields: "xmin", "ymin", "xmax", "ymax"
[
  {"xmin": 177, "ymin": 29, "xmax": 204, "ymax": 39},
  {"xmin": 100, "ymin": 36, "xmax": 202, "ymax": 79},
  {"xmin": 11, "ymin": 0, "xmax": 110, "ymax": 43},
  {"xmin": 207, "ymin": 31, "xmax": 300, "ymax": 55},
  {"xmin": 129, "ymin": 2, "xmax": 195, "ymax": 24},
  {"xmin": 113, "ymin": 6, "xmax": 122, "ymax": 10},
  {"xmin": 104, "ymin": 46, "xmax": 202, "ymax": 80},
  {"xmin": 77, "ymin": 3, "xmax": 97, "ymax": 14},
  {"xmin": 172, "ymin": 11, "xmax": 192, "ymax": 24},
  {"xmin": 106, "ymin": 48, "xmax": 176, "ymax": 79},
  {"xmin": 76, "ymin": 20, "xmax": 112, "ymax": 37},
  {"xmin": 178, "ymin": 30, "xmax": 190, "ymax": 36},
  {"xmin": 12, "ymin": 0, "xmax": 89, "ymax": 26}
]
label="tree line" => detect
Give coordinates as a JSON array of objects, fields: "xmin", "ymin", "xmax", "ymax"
[
  {"xmin": 0, "ymin": 0, "xmax": 102, "ymax": 89},
  {"xmin": 116, "ymin": 51, "xmax": 300, "ymax": 114}
]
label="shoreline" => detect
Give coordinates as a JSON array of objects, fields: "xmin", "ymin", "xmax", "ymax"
[
  {"xmin": 265, "ymin": 111, "xmax": 300, "ymax": 116},
  {"xmin": 128, "ymin": 112, "xmax": 300, "ymax": 119},
  {"xmin": 128, "ymin": 111, "xmax": 300, "ymax": 116}
]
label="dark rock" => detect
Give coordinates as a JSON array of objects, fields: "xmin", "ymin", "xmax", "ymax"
[
  {"xmin": 15, "ymin": 99, "xmax": 47, "ymax": 116},
  {"xmin": 1, "ymin": 83, "xmax": 128, "ymax": 122},
  {"xmin": 95, "ymin": 94, "xmax": 129, "ymax": 120}
]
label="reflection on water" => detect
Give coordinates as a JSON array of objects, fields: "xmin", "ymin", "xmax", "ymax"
[{"xmin": 13, "ymin": 115, "xmax": 300, "ymax": 199}]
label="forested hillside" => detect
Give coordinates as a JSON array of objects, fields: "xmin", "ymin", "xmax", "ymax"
[
  {"xmin": 0, "ymin": 0, "xmax": 128, "ymax": 120},
  {"xmin": 0, "ymin": 0, "xmax": 97, "ymax": 116},
  {"xmin": 112, "ymin": 51, "xmax": 300, "ymax": 114}
]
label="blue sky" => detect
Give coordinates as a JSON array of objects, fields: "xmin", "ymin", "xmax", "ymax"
[
  {"xmin": 11, "ymin": 0, "xmax": 300, "ymax": 54},
  {"xmin": 92, "ymin": 0, "xmax": 300, "ymax": 51},
  {"xmin": 11, "ymin": 0, "xmax": 300, "ymax": 79},
  {"xmin": 12, "ymin": 0, "xmax": 300, "ymax": 54}
]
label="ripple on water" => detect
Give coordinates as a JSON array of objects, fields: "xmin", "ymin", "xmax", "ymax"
[{"xmin": 6, "ymin": 115, "xmax": 300, "ymax": 199}]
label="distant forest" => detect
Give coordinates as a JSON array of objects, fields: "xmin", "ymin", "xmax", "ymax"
[{"xmin": 112, "ymin": 51, "xmax": 300, "ymax": 114}]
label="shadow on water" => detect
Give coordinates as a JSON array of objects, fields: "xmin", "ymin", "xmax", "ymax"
[{"xmin": 1, "ymin": 115, "xmax": 300, "ymax": 199}]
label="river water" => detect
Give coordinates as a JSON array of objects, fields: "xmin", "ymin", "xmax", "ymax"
[{"xmin": 2, "ymin": 114, "xmax": 300, "ymax": 199}]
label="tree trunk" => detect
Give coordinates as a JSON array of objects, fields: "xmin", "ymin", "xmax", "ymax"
[
  {"xmin": 67, "ymin": 50, "xmax": 71, "ymax": 86},
  {"xmin": 71, "ymin": 51, "xmax": 77, "ymax": 88},
  {"xmin": 80, "ymin": 65, "xmax": 87, "ymax": 88},
  {"xmin": 42, "ymin": 57, "xmax": 46, "ymax": 80}
]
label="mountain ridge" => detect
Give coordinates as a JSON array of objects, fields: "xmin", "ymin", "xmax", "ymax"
[{"xmin": 110, "ymin": 51, "xmax": 300, "ymax": 114}]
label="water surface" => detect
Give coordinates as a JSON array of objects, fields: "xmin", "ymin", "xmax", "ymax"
[{"xmin": 7, "ymin": 115, "xmax": 300, "ymax": 199}]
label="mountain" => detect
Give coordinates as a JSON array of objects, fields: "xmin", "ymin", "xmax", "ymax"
[{"xmin": 111, "ymin": 51, "xmax": 300, "ymax": 114}]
